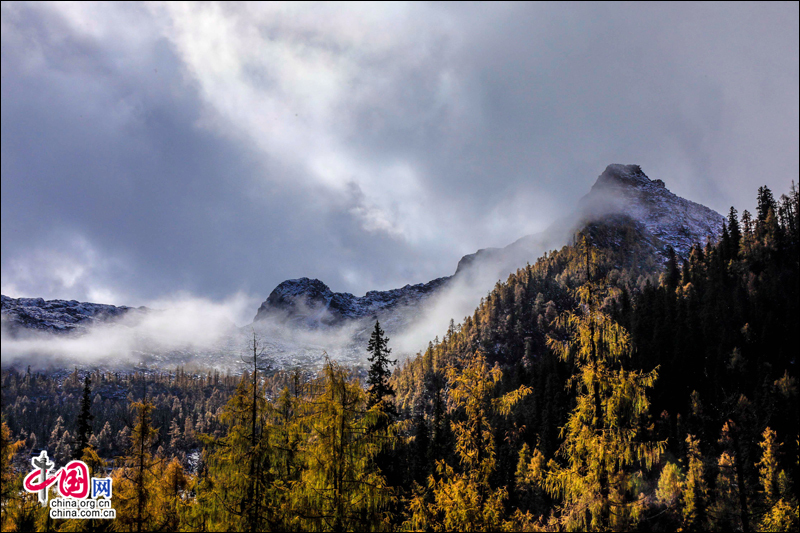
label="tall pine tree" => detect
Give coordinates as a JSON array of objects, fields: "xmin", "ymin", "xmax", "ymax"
[
  {"xmin": 366, "ymin": 320, "xmax": 397, "ymax": 417},
  {"xmin": 294, "ymin": 358, "xmax": 394, "ymax": 532},
  {"xmin": 405, "ymin": 352, "xmax": 530, "ymax": 531},
  {"xmin": 200, "ymin": 331, "xmax": 274, "ymax": 532},
  {"xmin": 73, "ymin": 375, "xmax": 94, "ymax": 460}
]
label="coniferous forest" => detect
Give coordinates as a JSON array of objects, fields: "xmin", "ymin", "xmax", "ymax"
[{"xmin": 1, "ymin": 183, "xmax": 798, "ymax": 531}]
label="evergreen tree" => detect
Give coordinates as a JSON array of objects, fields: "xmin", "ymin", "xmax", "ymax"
[
  {"xmin": 0, "ymin": 422, "xmax": 23, "ymax": 531},
  {"xmin": 180, "ymin": 454, "xmax": 218, "ymax": 532},
  {"xmin": 712, "ymin": 451, "xmax": 742, "ymax": 531},
  {"xmin": 366, "ymin": 320, "xmax": 397, "ymax": 416},
  {"xmin": 156, "ymin": 458, "xmax": 188, "ymax": 532},
  {"xmin": 405, "ymin": 352, "xmax": 530, "ymax": 531},
  {"xmin": 201, "ymin": 333, "xmax": 273, "ymax": 532},
  {"xmin": 656, "ymin": 461, "xmax": 684, "ymax": 528},
  {"xmin": 515, "ymin": 442, "xmax": 549, "ymax": 517},
  {"xmin": 665, "ymin": 245, "xmax": 680, "ymax": 290},
  {"xmin": 54, "ymin": 430, "xmax": 73, "ymax": 465},
  {"xmin": 62, "ymin": 447, "xmax": 110, "ymax": 533},
  {"xmin": 756, "ymin": 427, "xmax": 798, "ymax": 532},
  {"xmin": 73, "ymin": 374, "xmax": 94, "ymax": 460},
  {"xmin": 777, "ymin": 182, "xmax": 799, "ymax": 248},
  {"xmin": 728, "ymin": 206, "xmax": 742, "ymax": 258},
  {"xmin": 168, "ymin": 419, "xmax": 182, "ymax": 453},
  {"xmin": 717, "ymin": 420, "xmax": 751, "ymax": 532},
  {"xmin": 48, "ymin": 416, "xmax": 65, "ymax": 451},
  {"xmin": 682, "ymin": 434, "xmax": 709, "ymax": 531},
  {"xmin": 757, "ymin": 427, "xmax": 782, "ymax": 508},
  {"xmin": 294, "ymin": 358, "xmax": 393, "ymax": 532},
  {"xmin": 758, "ymin": 186, "xmax": 778, "ymax": 223}
]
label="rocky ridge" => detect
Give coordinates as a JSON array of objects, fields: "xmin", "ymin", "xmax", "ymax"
[
  {"xmin": 253, "ymin": 276, "xmax": 450, "ymax": 327},
  {"xmin": 1, "ymin": 295, "xmax": 143, "ymax": 335},
  {"xmin": 255, "ymin": 164, "xmax": 724, "ymax": 329},
  {"xmin": 578, "ymin": 164, "xmax": 724, "ymax": 259}
]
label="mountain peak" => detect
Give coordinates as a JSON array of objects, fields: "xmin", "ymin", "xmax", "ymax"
[
  {"xmin": 252, "ymin": 164, "xmax": 724, "ymax": 333},
  {"xmin": 580, "ymin": 164, "xmax": 724, "ymax": 258},
  {"xmin": 253, "ymin": 276, "xmax": 449, "ymax": 328},
  {"xmin": 593, "ymin": 164, "xmax": 667, "ymax": 191},
  {"xmin": 596, "ymin": 164, "xmax": 651, "ymax": 188}
]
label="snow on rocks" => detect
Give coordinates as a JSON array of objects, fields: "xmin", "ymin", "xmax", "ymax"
[
  {"xmin": 253, "ymin": 276, "xmax": 450, "ymax": 327},
  {"xmin": 1, "ymin": 295, "xmax": 140, "ymax": 335},
  {"xmin": 578, "ymin": 164, "xmax": 725, "ymax": 259}
]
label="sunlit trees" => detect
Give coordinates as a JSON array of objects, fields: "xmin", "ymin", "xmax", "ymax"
[
  {"xmin": 1, "ymin": 180, "xmax": 797, "ymax": 532},
  {"xmin": 406, "ymin": 352, "xmax": 530, "ymax": 531},
  {"xmin": 756, "ymin": 427, "xmax": 799, "ymax": 532},
  {"xmin": 0, "ymin": 421, "xmax": 23, "ymax": 531},
  {"xmin": 681, "ymin": 434, "xmax": 709, "ymax": 531},
  {"xmin": 114, "ymin": 399, "xmax": 160, "ymax": 533},
  {"xmin": 515, "ymin": 442, "xmax": 548, "ymax": 517},
  {"xmin": 655, "ymin": 461, "xmax": 683, "ymax": 528},
  {"xmin": 293, "ymin": 359, "xmax": 394, "ymax": 532},
  {"xmin": 200, "ymin": 331, "xmax": 273, "ymax": 532},
  {"xmin": 711, "ymin": 450, "xmax": 741, "ymax": 531},
  {"xmin": 156, "ymin": 457, "xmax": 188, "ymax": 532},
  {"xmin": 544, "ymin": 243, "xmax": 664, "ymax": 531},
  {"xmin": 198, "ymin": 353, "xmax": 395, "ymax": 532}
]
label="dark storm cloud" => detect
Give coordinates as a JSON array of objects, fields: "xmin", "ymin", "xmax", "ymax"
[
  {"xmin": 0, "ymin": 2, "xmax": 431, "ymax": 312},
  {"xmin": 2, "ymin": 2, "xmax": 798, "ymax": 321}
]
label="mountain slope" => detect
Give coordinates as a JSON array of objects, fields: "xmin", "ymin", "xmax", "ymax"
[
  {"xmin": 391, "ymin": 179, "xmax": 798, "ymax": 513},
  {"xmin": 255, "ymin": 164, "xmax": 724, "ymax": 332}
]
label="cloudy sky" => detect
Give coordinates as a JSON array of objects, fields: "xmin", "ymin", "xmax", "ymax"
[{"xmin": 2, "ymin": 2, "xmax": 798, "ymax": 321}]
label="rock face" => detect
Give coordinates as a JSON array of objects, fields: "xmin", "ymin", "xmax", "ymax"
[
  {"xmin": 253, "ymin": 276, "xmax": 450, "ymax": 326},
  {"xmin": 578, "ymin": 164, "xmax": 724, "ymax": 259},
  {"xmin": 1, "ymin": 295, "xmax": 141, "ymax": 335}
]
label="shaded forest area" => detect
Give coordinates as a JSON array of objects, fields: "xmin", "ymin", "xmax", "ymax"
[{"xmin": 1, "ymin": 183, "xmax": 798, "ymax": 531}]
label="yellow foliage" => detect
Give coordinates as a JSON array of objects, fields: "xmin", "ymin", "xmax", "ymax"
[
  {"xmin": 404, "ymin": 352, "xmax": 530, "ymax": 531},
  {"xmin": 544, "ymin": 281, "xmax": 663, "ymax": 531}
]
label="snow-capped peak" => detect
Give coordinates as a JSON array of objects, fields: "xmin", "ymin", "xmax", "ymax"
[{"xmin": 578, "ymin": 164, "xmax": 725, "ymax": 258}]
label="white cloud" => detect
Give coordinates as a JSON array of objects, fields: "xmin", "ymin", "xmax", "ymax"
[
  {"xmin": 0, "ymin": 233, "xmax": 129, "ymax": 305},
  {"xmin": 0, "ymin": 291, "xmax": 263, "ymax": 367},
  {"xmin": 150, "ymin": 2, "xmax": 458, "ymax": 243}
]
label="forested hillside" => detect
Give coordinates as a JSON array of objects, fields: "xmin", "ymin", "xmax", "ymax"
[
  {"xmin": 1, "ymin": 183, "xmax": 797, "ymax": 531},
  {"xmin": 390, "ymin": 182, "xmax": 798, "ymax": 530}
]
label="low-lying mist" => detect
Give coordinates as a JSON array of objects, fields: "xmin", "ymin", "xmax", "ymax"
[
  {"xmin": 0, "ymin": 293, "xmax": 252, "ymax": 368},
  {"xmin": 392, "ymin": 228, "xmax": 567, "ymax": 356},
  {"xmin": 0, "ymin": 207, "xmax": 582, "ymax": 372},
  {"xmin": 0, "ymin": 291, "xmax": 374, "ymax": 372}
]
